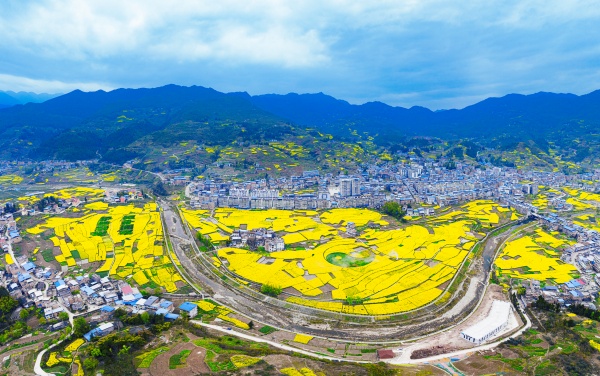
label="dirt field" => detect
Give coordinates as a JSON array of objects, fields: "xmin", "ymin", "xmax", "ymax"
[
  {"xmin": 1, "ymin": 346, "xmax": 41, "ymax": 375},
  {"xmin": 263, "ymin": 354, "xmax": 368, "ymax": 375},
  {"xmin": 453, "ymin": 351, "xmax": 525, "ymax": 376},
  {"xmin": 144, "ymin": 341, "xmax": 209, "ymax": 376}
]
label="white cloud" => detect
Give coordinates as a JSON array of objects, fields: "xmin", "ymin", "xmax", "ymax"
[
  {"xmin": 1, "ymin": 1, "xmax": 600, "ymax": 108},
  {"xmin": 0, "ymin": 73, "xmax": 111, "ymax": 93},
  {"xmin": 0, "ymin": 0, "xmax": 330, "ymax": 67}
]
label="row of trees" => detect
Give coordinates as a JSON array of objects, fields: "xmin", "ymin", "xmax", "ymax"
[
  {"xmin": 568, "ymin": 303, "xmax": 600, "ymax": 322},
  {"xmin": 532, "ymin": 295, "xmax": 561, "ymax": 313}
]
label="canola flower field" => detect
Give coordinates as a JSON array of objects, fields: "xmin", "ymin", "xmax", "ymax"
[
  {"xmin": 0, "ymin": 174, "xmax": 24, "ymax": 185},
  {"xmin": 11, "ymin": 187, "xmax": 106, "ymax": 207},
  {"xmin": 495, "ymin": 228, "xmax": 577, "ymax": 283},
  {"xmin": 182, "ymin": 200, "xmax": 516, "ymax": 315},
  {"xmin": 27, "ymin": 200, "xmax": 184, "ymax": 292},
  {"xmin": 562, "ymin": 187, "xmax": 600, "ymax": 211}
]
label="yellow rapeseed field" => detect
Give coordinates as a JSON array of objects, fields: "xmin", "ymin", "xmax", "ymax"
[
  {"xmin": 186, "ymin": 200, "xmax": 517, "ymax": 315},
  {"xmin": 495, "ymin": 229, "xmax": 576, "ymax": 283},
  {"xmin": 28, "ymin": 202, "xmax": 183, "ymax": 292},
  {"xmin": 0, "ymin": 174, "xmax": 23, "ymax": 185}
]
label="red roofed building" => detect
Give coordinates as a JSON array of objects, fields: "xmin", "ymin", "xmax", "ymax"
[
  {"xmin": 120, "ymin": 284, "xmax": 133, "ymax": 295},
  {"xmin": 376, "ymin": 349, "xmax": 395, "ymax": 360}
]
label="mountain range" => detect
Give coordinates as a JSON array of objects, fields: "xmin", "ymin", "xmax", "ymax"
[
  {"xmin": 0, "ymin": 90, "xmax": 61, "ymax": 109},
  {"xmin": 0, "ymin": 84, "xmax": 599, "ymax": 162}
]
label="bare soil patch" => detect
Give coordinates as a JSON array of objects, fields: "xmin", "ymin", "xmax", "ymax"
[
  {"xmin": 145, "ymin": 342, "xmax": 209, "ymax": 376},
  {"xmin": 454, "ymin": 353, "xmax": 525, "ymax": 376}
]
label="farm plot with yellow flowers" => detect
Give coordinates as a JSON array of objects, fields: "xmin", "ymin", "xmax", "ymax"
[
  {"xmin": 8, "ymin": 186, "xmax": 105, "ymax": 208},
  {"xmin": 0, "ymin": 174, "xmax": 23, "ymax": 185},
  {"xmin": 495, "ymin": 228, "xmax": 577, "ymax": 283},
  {"xmin": 27, "ymin": 202, "xmax": 184, "ymax": 292},
  {"xmin": 184, "ymin": 200, "xmax": 518, "ymax": 315},
  {"xmin": 562, "ymin": 187, "xmax": 600, "ymax": 210}
]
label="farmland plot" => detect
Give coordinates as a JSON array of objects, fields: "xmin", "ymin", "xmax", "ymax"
[{"xmin": 27, "ymin": 202, "xmax": 184, "ymax": 292}]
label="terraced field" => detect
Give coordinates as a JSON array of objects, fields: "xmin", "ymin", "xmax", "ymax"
[
  {"xmin": 182, "ymin": 200, "xmax": 517, "ymax": 315},
  {"xmin": 495, "ymin": 228, "xmax": 577, "ymax": 283},
  {"xmin": 27, "ymin": 200, "xmax": 184, "ymax": 292}
]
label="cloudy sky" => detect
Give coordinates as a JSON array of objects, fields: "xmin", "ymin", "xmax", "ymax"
[{"xmin": 1, "ymin": 0, "xmax": 600, "ymax": 109}]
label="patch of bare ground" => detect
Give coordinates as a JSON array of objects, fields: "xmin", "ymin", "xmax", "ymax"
[
  {"xmin": 454, "ymin": 352, "xmax": 525, "ymax": 376},
  {"xmin": 498, "ymin": 348, "xmax": 521, "ymax": 359},
  {"xmin": 145, "ymin": 342, "xmax": 209, "ymax": 376},
  {"xmin": 437, "ymin": 280, "xmax": 451, "ymax": 290},
  {"xmin": 425, "ymin": 260, "xmax": 440, "ymax": 267}
]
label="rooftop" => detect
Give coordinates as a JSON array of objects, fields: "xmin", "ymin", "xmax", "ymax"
[
  {"xmin": 179, "ymin": 302, "xmax": 197, "ymax": 312},
  {"xmin": 460, "ymin": 300, "xmax": 512, "ymax": 340}
]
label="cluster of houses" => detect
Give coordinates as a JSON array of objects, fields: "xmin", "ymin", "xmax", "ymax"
[
  {"xmin": 188, "ymin": 152, "xmax": 600, "ymax": 220},
  {"xmin": 0, "ymin": 252, "xmax": 203, "ymax": 342},
  {"xmin": 0, "ymin": 212, "xmax": 21, "ymax": 245},
  {"xmin": 522, "ymin": 277, "xmax": 598, "ymax": 311},
  {"xmin": 539, "ymin": 213, "xmax": 600, "ymax": 243},
  {"xmin": 79, "ymin": 287, "xmax": 203, "ymax": 341},
  {"xmin": 2, "ymin": 256, "xmax": 120, "ymax": 320},
  {"xmin": 230, "ymin": 226, "xmax": 285, "ymax": 252},
  {"xmin": 2, "ymin": 194, "xmax": 86, "ymax": 218},
  {"xmin": 104, "ymin": 187, "xmax": 144, "ymax": 204},
  {"xmin": 160, "ymin": 168, "xmax": 192, "ymax": 185},
  {"xmin": 186, "ymin": 159, "xmax": 529, "ymax": 215}
]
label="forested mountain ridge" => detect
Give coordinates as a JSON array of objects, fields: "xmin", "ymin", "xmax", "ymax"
[{"xmin": 1, "ymin": 84, "xmax": 600, "ymax": 167}]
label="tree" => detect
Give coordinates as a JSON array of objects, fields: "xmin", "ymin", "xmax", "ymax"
[
  {"xmin": 380, "ymin": 201, "xmax": 406, "ymax": 221},
  {"xmin": 118, "ymin": 345, "xmax": 131, "ymax": 356},
  {"xmin": 90, "ymin": 347, "xmax": 102, "ymax": 357},
  {"xmin": 260, "ymin": 284, "xmax": 282, "ymax": 297},
  {"xmin": 83, "ymin": 357, "xmax": 98, "ymax": 370},
  {"xmin": 140, "ymin": 311, "xmax": 150, "ymax": 324},
  {"xmin": 152, "ymin": 181, "xmax": 168, "ymax": 196},
  {"xmin": 196, "ymin": 231, "xmax": 212, "ymax": 249},
  {"xmin": 19, "ymin": 309, "xmax": 29, "ymax": 321},
  {"xmin": 73, "ymin": 317, "xmax": 91, "ymax": 337},
  {"xmin": 0, "ymin": 296, "xmax": 18, "ymax": 319},
  {"xmin": 58, "ymin": 311, "xmax": 69, "ymax": 321}
]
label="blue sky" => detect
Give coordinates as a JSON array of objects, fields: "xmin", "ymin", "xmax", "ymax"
[{"xmin": 1, "ymin": 0, "xmax": 600, "ymax": 109}]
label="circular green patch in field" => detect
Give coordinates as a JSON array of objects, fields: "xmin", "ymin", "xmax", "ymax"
[{"xmin": 326, "ymin": 251, "xmax": 374, "ymax": 267}]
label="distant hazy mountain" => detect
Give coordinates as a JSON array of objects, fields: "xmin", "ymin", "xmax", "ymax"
[
  {"xmin": 0, "ymin": 90, "xmax": 61, "ymax": 108},
  {"xmin": 251, "ymin": 90, "xmax": 600, "ymax": 141},
  {"xmin": 1, "ymin": 84, "xmax": 599, "ymax": 161},
  {"xmin": 0, "ymin": 91, "xmax": 20, "ymax": 108}
]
